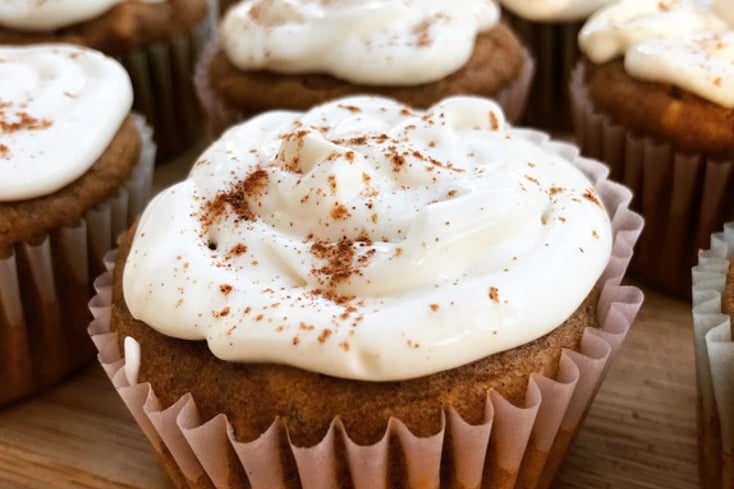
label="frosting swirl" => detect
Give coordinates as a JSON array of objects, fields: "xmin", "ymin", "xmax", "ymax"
[
  {"xmin": 123, "ymin": 96, "xmax": 612, "ymax": 381},
  {"xmin": 500, "ymin": 0, "xmax": 614, "ymax": 22},
  {"xmin": 0, "ymin": 44, "xmax": 132, "ymax": 201},
  {"xmin": 579, "ymin": 0, "xmax": 734, "ymax": 107},
  {"xmin": 220, "ymin": 0, "xmax": 499, "ymax": 85},
  {"xmin": 0, "ymin": 0, "xmax": 167, "ymax": 32}
]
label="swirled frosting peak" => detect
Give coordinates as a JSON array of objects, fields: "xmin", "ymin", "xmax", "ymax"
[
  {"xmin": 0, "ymin": 0, "xmax": 166, "ymax": 31},
  {"xmin": 579, "ymin": 0, "xmax": 734, "ymax": 107},
  {"xmin": 0, "ymin": 44, "xmax": 132, "ymax": 201},
  {"xmin": 123, "ymin": 96, "xmax": 612, "ymax": 381},
  {"xmin": 220, "ymin": 0, "xmax": 499, "ymax": 85}
]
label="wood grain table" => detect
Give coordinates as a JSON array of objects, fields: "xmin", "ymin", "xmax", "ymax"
[{"xmin": 0, "ymin": 283, "xmax": 699, "ymax": 489}]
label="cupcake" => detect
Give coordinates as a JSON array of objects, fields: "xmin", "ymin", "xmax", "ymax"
[
  {"xmin": 692, "ymin": 222, "xmax": 734, "ymax": 489},
  {"xmin": 0, "ymin": 44, "xmax": 155, "ymax": 405},
  {"xmin": 195, "ymin": 0, "xmax": 534, "ymax": 136},
  {"xmin": 498, "ymin": 0, "xmax": 614, "ymax": 130},
  {"xmin": 570, "ymin": 0, "xmax": 734, "ymax": 299},
  {"xmin": 90, "ymin": 95, "xmax": 643, "ymax": 488},
  {"xmin": 0, "ymin": 0, "xmax": 216, "ymax": 160}
]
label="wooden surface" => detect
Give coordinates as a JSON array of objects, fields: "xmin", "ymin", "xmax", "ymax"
[
  {"xmin": 0, "ymin": 284, "xmax": 699, "ymax": 489},
  {"xmin": 0, "ymin": 147, "xmax": 701, "ymax": 488}
]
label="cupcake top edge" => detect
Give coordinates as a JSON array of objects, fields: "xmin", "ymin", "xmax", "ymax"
[
  {"xmin": 0, "ymin": 0, "xmax": 167, "ymax": 32},
  {"xmin": 122, "ymin": 95, "xmax": 613, "ymax": 382},
  {"xmin": 579, "ymin": 0, "xmax": 734, "ymax": 108},
  {"xmin": 219, "ymin": 0, "xmax": 500, "ymax": 85},
  {"xmin": 0, "ymin": 43, "xmax": 133, "ymax": 201},
  {"xmin": 499, "ymin": 0, "xmax": 615, "ymax": 22}
]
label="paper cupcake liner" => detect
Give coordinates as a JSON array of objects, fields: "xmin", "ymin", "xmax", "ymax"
[
  {"xmin": 117, "ymin": 0, "xmax": 216, "ymax": 162},
  {"xmin": 501, "ymin": 11, "xmax": 584, "ymax": 131},
  {"xmin": 194, "ymin": 39, "xmax": 535, "ymax": 139},
  {"xmin": 89, "ymin": 128, "xmax": 643, "ymax": 489},
  {"xmin": 692, "ymin": 223, "xmax": 734, "ymax": 489},
  {"xmin": 570, "ymin": 62, "xmax": 734, "ymax": 300},
  {"xmin": 0, "ymin": 115, "xmax": 155, "ymax": 406}
]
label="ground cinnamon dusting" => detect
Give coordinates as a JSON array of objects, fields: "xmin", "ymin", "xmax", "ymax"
[
  {"xmin": 0, "ymin": 144, "xmax": 9, "ymax": 159},
  {"xmin": 331, "ymin": 203, "xmax": 352, "ymax": 220},
  {"xmin": 582, "ymin": 188, "xmax": 602, "ymax": 207},
  {"xmin": 199, "ymin": 169, "xmax": 269, "ymax": 234},
  {"xmin": 489, "ymin": 111, "xmax": 499, "ymax": 130},
  {"xmin": 489, "ymin": 286, "xmax": 500, "ymax": 304},
  {"xmin": 317, "ymin": 328, "xmax": 333, "ymax": 344}
]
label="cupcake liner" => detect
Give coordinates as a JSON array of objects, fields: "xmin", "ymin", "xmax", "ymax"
[
  {"xmin": 89, "ymin": 128, "xmax": 643, "ymax": 488},
  {"xmin": 692, "ymin": 223, "xmax": 734, "ymax": 489},
  {"xmin": 194, "ymin": 38, "xmax": 535, "ymax": 139},
  {"xmin": 117, "ymin": 0, "xmax": 216, "ymax": 162},
  {"xmin": 570, "ymin": 62, "xmax": 734, "ymax": 300},
  {"xmin": 501, "ymin": 11, "xmax": 584, "ymax": 131},
  {"xmin": 0, "ymin": 115, "xmax": 155, "ymax": 406}
]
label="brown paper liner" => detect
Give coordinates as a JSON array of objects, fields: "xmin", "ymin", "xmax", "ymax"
[
  {"xmin": 117, "ymin": 0, "xmax": 216, "ymax": 162},
  {"xmin": 570, "ymin": 62, "xmax": 734, "ymax": 300},
  {"xmin": 194, "ymin": 39, "xmax": 535, "ymax": 139},
  {"xmin": 692, "ymin": 223, "xmax": 734, "ymax": 489},
  {"xmin": 501, "ymin": 11, "xmax": 583, "ymax": 131},
  {"xmin": 89, "ymin": 130, "xmax": 644, "ymax": 488},
  {"xmin": 0, "ymin": 115, "xmax": 155, "ymax": 406}
]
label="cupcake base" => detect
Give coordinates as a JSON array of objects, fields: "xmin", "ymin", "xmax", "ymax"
[
  {"xmin": 692, "ymin": 224, "xmax": 734, "ymax": 489},
  {"xmin": 570, "ymin": 62, "xmax": 734, "ymax": 300},
  {"xmin": 89, "ymin": 130, "xmax": 643, "ymax": 489},
  {"xmin": 0, "ymin": 115, "xmax": 155, "ymax": 406}
]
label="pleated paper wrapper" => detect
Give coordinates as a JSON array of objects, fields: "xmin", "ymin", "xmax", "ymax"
[
  {"xmin": 89, "ymin": 130, "xmax": 644, "ymax": 489},
  {"xmin": 0, "ymin": 115, "xmax": 155, "ymax": 405},
  {"xmin": 570, "ymin": 61, "xmax": 734, "ymax": 300},
  {"xmin": 193, "ymin": 39, "xmax": 535, "ymax": 139},
  {"xmin": 117, "ymin": 0, "xmax": 216, "ymax": 161},
  {"xmin": 692, "ymin": 223, "xmax": 734, "ymax": 489}
]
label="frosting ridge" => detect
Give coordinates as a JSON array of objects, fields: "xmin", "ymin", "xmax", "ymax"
[
  {"xmin": 500, "ymin": 0, "xmax": 614, "ymax": 22},
  {"xmin": 123, "ymin": 96, "xmax": 612, "ymax": 381},
  {"xmin": 0, "ymin": 44, "xmax": 132, "ymax": 201},
  {"xmin": 220, "ymin": 0, "xmax": 499, "ymax": 85}
]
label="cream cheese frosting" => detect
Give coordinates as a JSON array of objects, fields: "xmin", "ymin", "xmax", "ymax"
[
  {"xmin": 0, "ymin": 0, "xmax": 166, "ymax": 32},
  {"xmin": 0, "ymin": 44, "xmax": 132, "ymax": 201},
  {"xmin": 500, "ymin": 0, "xmax": 614, "ymax": 22},
  {"xmin": 579, "ymin": 0, "xmax": 734, "ymax": 107},
  {"xmin": 123, "ymin": 95, "xmax": 612, "ymax": 381},
  {"xmin": 219, "ymin": 0, "xmax": 500, "ymax": 85}
]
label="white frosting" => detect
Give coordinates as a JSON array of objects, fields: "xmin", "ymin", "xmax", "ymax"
[
  {"xmin": 220, "ymin": 0, "xmax": 499, "ymax": 85},
  {"xmin": 579, "ymin": 0, "xmax": 734, "ymax": 106},
  {"xmin": 123, "ymin": 336, "xmax": 141, "ymax": 385},
  {"xmin": 500, "ymin": 0, "xmax": 614, "ymax": 22},
  {"xmin": 0, "ymin": 44, "xmax": 132, "ymax": 201},
  {"xmin": 0, "ymin": 0, "xmax": 166, "ymax": 32},
  {"xmin": 123, "ymin": 96, "xmax": 612, "ymax": 381}
]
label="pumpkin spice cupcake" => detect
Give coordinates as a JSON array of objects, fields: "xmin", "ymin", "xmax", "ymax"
[
  {"xmin": 0, "ymin": 44, "xmax": 155, "ymax": 405},
  {"xmin": 0, "ymin": 0, "xmax": 216, "ymax": 160},
  {"xmin": 571, "ymin": 0, "xmax": 734, "ymax": 299},
  {"xmin": 195, "ymin": 0, "xmax": 534, "ymax": 136},
  {"xmin": 91, "ymin": 95, "xmax": 643, "ymax": 488}
]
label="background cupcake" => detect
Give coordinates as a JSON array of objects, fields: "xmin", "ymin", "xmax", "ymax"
[
  {"xmin": 0, "ymin": 44, "xmax": 155, "ymax": 405},
  {"xmin": 196, "ymin": 0, "xmax": 534, "ymax": 136},
  {"xmin": 91, "ymin": 96, "xmax": 643, "ymax": 488},
  {"xmin": 571, "ymin": 0, "xmax": 734, "ymax": 299},
  {"xmin": 0, "ymin": 0, "xmax": 216, "ymax": 161},
  {"xmin": 498, "ymin": 0, "xmax": 614, "ymax": 130},
  {"xmin": 692, "ymin": 222, "xmax": 734, "ymax": 489}
]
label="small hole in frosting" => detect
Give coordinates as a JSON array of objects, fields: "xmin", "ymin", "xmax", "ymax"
[{"xmin": 208, "ymin": 240, "xmax": 218, "ymax": 251}]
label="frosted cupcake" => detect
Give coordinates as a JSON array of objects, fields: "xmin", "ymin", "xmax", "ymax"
[
  {"xmin": 91, "ymin": 95, "xmax": 643, "ymax": 488},
  {"xmin": 571, "ymin": 0, "xmax": 734, "ymax": 299},
  {"xmin": 498, "ymin": 0, "xmax": 614, "ymax": 130},
  {"xmin": 0, "ymin": 0, "xmax": 216, "ymax": 160},
  {"xmin": 0, "ymin": 44, "xmax": 155, "ymax": 404},
  {"xmin": 195, "ymin": 0, "xmax": 534, "ymax": 136},
  {"xmin": 692, "ymin": 222, "xmax": 734, "ymax": 489}
]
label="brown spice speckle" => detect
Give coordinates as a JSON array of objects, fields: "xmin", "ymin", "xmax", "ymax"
[{"xmin": 489, "ymin": 286, "xmax": 500, "ymax": 304}]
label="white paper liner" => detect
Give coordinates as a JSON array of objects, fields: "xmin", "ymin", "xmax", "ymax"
[
  {"xmin": 117, "ymin": 0, "xmax": 216, "ymax": 161},
  {"xmin": 0, "ymin": 115, "xmax": 155, "ymax": 405},
  {"xmin": 194, "ymin": 38, "xmax": 535, "ymax": 139},
  {"xmin": 89, "ymin": 129, "xmax": 644, "ymax": 489},
  {"xmin": 570, "ymin": 61, "xmax": 734, "ymax": 300},
  {"xmin": 692, "ymin": 222, "xmax": 734, "ymax": 489},
  {"xmin": 501, "ymin": 11, "xmax": 584, "ymax": 131}
]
